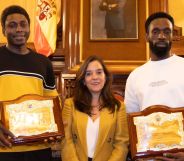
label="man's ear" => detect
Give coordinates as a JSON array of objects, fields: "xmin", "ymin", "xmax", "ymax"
[
  {"xmin": 2, "ymin": 28, "xmax": 6, "ymax": 36},
  {"xmin": 145, "ymin": 33, "xmax": 149, "ymax": 42}
]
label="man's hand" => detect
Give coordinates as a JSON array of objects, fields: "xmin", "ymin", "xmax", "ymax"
[
  {"xmin": 99, "ymin": 0, "xmax": 108, "ymax": 11},
  {"xmin": 156, "ymin": 152, "xmax": 184, "ymax": 161},
  {"xmin": 0, "ymin": 122, "xmax": 15, "ymax": 147}
]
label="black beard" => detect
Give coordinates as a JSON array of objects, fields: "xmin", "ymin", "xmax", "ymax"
[{"xmin": 149, "ymin": 41, "xmax": 172, "ymax": 59}]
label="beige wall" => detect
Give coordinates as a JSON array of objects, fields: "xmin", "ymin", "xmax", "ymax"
[
  {"xmin": 0, "ymin": 0, "xmax": 36, "ymax": 43},
  {"xmin": 169, "ymin": 0, "xmax": 184, "ymax": 35}
]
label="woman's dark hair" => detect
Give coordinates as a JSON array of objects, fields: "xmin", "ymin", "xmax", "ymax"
[
  {"xmin": 145, "ymin": 12, "xmax": 174, "ymax": 33},
  {"xmin": 1, "ymin": 5, "xmax": 30, "ymax": 30},
  {"xmin": 73, "ymin": 55, "xmax": 121, "ymax": 115}
]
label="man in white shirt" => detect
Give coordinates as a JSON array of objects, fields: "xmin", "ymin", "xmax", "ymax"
[{"xmin": 125, "ymin": 12, "xmax": 184, "ymax": 160}]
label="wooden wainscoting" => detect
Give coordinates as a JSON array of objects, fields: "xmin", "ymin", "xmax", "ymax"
[
  {"xmin": 172, "ymin": 25, "xmax": 184, "ymax": 55},
  {"xmin": 61, "ymin": 74, "xmax": 76, "ymax": 100},
  {"xmin": 59, "ymin": 73, "xmax": 129, "ymax": 100}
]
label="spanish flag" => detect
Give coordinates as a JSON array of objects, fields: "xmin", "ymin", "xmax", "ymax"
[{"xmin": 34, "ymin": 0, "xmax": 60, "ymax": 56}]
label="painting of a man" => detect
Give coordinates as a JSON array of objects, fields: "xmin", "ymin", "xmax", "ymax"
[
  {"xmin": 91, "ymin": 0, "xmax": 137, "ymax": 40},
  {"xmin": 99, "ymin": 0, "xmax": 127, "ymax": 38}
]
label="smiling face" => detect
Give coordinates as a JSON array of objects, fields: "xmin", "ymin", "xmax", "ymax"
[
  {"xmin": 84, "ymin": 60, "xmax": 106, "ymax": 96},
  {"xmin": 146, "ymin": 18, "xmax": 173, "ymax": 60},
  {"xmin": 3, "ymin": 13, "xmax": 30, "ymax": 48}
]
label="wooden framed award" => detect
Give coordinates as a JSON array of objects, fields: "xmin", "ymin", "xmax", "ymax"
[
  {"xmin": 127, "ymin": 105, "xmax": 184, "ymax": 160},
  {"xmin": 0, "ymin": 94, "xmax": 64, "ymax": 145}
]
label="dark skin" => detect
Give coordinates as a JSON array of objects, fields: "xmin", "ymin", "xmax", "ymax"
[
  {"xmin": 136, "ymin": 153, "xmax": 184, "ymax": 161},
  {"xmin": 146, "ymin": 18, "xmax": 173, "ymax": 61},
  {"xmin": 0, "ymin": 13, "xmax": 61, "ymax": 147},
  {"xmin": 3, "ymin": 13, "xmax": 30, "ymax": 55},
  {"xmin": 0, "ymin": 122, "xmax": 15, "ymax": 147},
  {"xmin": 0, "ymin": 13, "xmax": 29, "ymax": 148},
  {"xmin": 136, "ymin": 18, "xmax": 184, "ymax": 161},
  {"xmin": 156, "ymin": 152, "xmax": 184, "ymax": 161}
]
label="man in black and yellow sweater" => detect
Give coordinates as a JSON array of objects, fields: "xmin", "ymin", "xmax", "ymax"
[{"xmin": 0, "ymin": 5, "xmax": 58, "ymax": 161}]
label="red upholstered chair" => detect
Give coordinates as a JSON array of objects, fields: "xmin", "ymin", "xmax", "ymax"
[{"xmin": 113, "ymin": 91, "xmax": 124, "ymax": 101}]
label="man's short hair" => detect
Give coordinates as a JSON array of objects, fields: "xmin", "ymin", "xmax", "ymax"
[
  {"xmin": 145, "ymin": 12, "xmax": 174, "ymax": 33},
  {"xmin": 1, "ymin": 5, "xmax": 30, "ymax": 29}
]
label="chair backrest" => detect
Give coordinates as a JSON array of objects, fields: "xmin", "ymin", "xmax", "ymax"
[{"xmin": 113, "ymin": 91, "xmax": 124, "ymax": 101}]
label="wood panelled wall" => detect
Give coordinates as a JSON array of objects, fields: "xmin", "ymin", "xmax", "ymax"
[
  {"xmin": 53, "ymin": 0, "xmax": 170, "ymax": 96},
  {"xmin": 1, "ymin": 1, "xmax": 183, "ymax": 97}
]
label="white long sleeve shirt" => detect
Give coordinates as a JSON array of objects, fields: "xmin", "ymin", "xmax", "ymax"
[{"xmin": 125, "ymin": 55, "xmax": 184, "ymax": 113}]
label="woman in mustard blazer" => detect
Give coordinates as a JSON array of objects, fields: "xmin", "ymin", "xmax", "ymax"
[{"xmin": 61, "ymin": 55, "xmax": 129, "ymax": 161}]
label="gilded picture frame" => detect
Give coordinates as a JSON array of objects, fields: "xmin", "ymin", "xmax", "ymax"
[
  {"xmin": 0, "ymin": 94, "xmax": 64, "ymax": 145},
  {"xmin": 127, "ymin": 105, "xmax": 184, "ymax": 160},
  {"xmin": 90, "ymin": 0, "xmax": 138, "ymax": 40}
]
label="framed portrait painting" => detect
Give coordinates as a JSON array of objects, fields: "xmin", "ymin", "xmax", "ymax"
[{"xmin": 90, "ymin": 0, "xmax": 138, "ymax": 40}]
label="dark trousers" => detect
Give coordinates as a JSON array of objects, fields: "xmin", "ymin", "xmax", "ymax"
[
  {"xmin": 0, "ymin": 148, "xmax": 52, "ymax": 161},
  {"xmin": 106, "ymin": 28, "xmax": 125, "ymax": 38}
]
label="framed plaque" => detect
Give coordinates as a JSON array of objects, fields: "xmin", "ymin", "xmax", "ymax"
[
  {"xmin": 0, "ymin": 94, "xmax": 64, "ymax": 145},
  {"xmin": 127, "ymin": 105, "xmax": 184, "ymax": 160}
]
